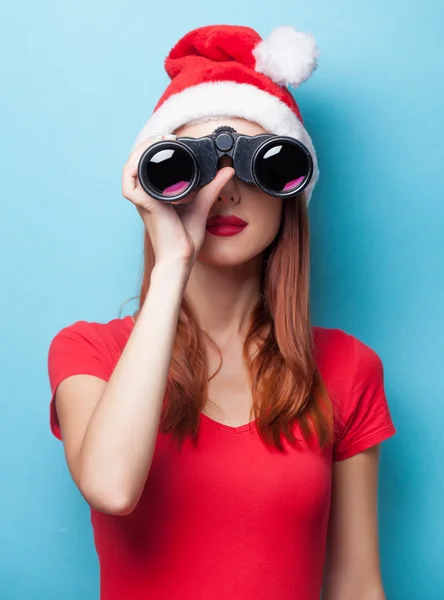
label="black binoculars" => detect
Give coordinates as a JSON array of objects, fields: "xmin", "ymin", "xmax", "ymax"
[{"xmin": 137, "ymin": 125, "xmax": 314, "ymax": 202}]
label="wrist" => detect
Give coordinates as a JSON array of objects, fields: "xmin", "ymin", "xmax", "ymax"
[{"xmin": 151, "ymin": 260, "xmax": 191, "ymax": 285}]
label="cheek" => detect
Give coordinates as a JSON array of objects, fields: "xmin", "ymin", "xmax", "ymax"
[{"xmin": 255, "ymin": 198, "xmax": 283, "ymax": 243}]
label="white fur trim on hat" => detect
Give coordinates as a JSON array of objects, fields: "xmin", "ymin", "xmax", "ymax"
[{"xmin": 132, "ymin": 81, "xmax": 319, "ymax": 202}]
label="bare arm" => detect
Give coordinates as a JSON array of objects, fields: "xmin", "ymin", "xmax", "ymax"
[
  {"xmin": 56, "ymin": 263, "xmax": 187, "ymax": 515},
  {"xmin": 54, "ymin": 140, "xmax": 234, "ymax": 516},
  {"xmin": 322, "ymin": 445, "xmax": 387, "ymax": 600}
]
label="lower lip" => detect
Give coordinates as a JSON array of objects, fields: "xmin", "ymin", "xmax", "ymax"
[{"xmin": 206, "ymin": 224, "xmax": 247, "ymax": 236}]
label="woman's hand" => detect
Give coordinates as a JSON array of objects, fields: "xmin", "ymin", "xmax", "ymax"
[{"xmin": 122, "ymin": 136, "xmax": 235, "ymax": 270}]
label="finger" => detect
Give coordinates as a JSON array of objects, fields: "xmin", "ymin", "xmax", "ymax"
[
  {"xmin": 122, "ymin": 162, "xmax": 139, "ymax": 197},
  {"xmin": 177, "ymin": 167, "xmax": 236, "ymax": 234},
  {"xmin": 122, "ymin": 163, "xmax": 155, "ymax": 208},
  {"xmin": 194, "ymin": 167, "xmax": 235, "ymax": 213}
]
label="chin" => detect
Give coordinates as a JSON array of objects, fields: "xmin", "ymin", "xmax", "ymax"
[
  {"xmin": 196, "ymin": 249, "xmax": 253, "ymax": 267},
  {"xmin": 196, "ymin": 241, "xmax": 270, "ymax": 268}
]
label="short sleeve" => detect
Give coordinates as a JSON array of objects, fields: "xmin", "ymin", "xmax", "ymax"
[
  {"xmin": 47, "ymin": 321, "xmax": 112, "ymax": 441},
  {"xmin": 333, "ymin": 336, "xmax": 396, "ymax": 461}
]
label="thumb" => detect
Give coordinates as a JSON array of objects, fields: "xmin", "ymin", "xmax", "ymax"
[{"xmin": 194, "ymin": 167, "xmax": 235, "ymax": 215}]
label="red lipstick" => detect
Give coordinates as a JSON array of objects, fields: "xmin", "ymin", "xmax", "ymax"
[{"xmin": 205, "ymin": 214, "xmax": 248, "ymax": 237}]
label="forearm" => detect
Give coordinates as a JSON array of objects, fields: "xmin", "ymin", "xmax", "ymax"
[{"xmin": 79, "ymin": 263, "xmax": 188, "ymax": 513}]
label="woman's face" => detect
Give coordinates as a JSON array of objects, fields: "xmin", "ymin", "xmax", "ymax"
[{"xmin": 174, "ymin": 117, "xmax": 283, "ymax": 267}]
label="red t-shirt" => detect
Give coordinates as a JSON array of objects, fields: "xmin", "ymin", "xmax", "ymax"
[{"xmin": 47, "ymin": 316, "xmax": 396, "ymax": 600}]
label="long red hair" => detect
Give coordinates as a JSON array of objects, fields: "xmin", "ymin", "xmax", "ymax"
[{"xmin": 128, "ymin": 193, "xmax": 333, "ymax": 451}]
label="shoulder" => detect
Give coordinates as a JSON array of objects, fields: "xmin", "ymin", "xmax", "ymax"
[
  {"xmin": 312, "ymin": 326, "xmax": 385, "ymax": 409},
  {"xmin": 47, "ymin": 316, "xmax": 133, "ymax": 441},
  {"xmin": 49, "ymin": 315, "xmax": 132, "ymax": 352},
  {"xmin": 48, "ymin": 316, "xmax": 133, "ymax": 380},
  {"xmin": 313, "ymin": 327, "xmax": 396, "ymax": 459},
  {"xmin": 313, "ymin": 326, "xmax": 383, "ymax": 380}
]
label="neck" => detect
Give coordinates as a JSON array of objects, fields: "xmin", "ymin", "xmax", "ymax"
[{"xmin": 184, "ymin": 255, "xmax": 263, "ymax": 345}]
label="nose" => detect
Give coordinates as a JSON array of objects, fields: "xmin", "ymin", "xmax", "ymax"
[{"xmin": 217, "ymin": 155, "xmax": 240, "ymax": 204}]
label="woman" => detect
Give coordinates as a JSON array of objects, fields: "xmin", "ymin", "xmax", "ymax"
[{"xmin": 48, "ymin": 24, "xmax": 396, "ymax": 600}]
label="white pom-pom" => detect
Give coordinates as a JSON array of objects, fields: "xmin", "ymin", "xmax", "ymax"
[{"xmin": 253, "ymin": 26, "xmax": 320, "ymax": 87}]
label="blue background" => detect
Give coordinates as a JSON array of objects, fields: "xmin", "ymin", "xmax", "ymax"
[{"xmin": 1, "ymin": 1, "xmax": 443, "ymax": 598}]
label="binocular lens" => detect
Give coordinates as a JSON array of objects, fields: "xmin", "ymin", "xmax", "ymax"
[
  {"xmin": 138, "ymin": 134, "xmax": 312, "ymax": 201},
  {"xmin": 144, "ymin": 145, "xmax": 195, "ymax": 197},
  {"xmin": 254, "ymin": 140, "xmax": 311, "ymax": 195}
]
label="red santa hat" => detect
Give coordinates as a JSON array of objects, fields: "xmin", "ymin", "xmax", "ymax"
[{"xmin": 132, "ymin": 24, "xmax": 320, "ymax": 201}]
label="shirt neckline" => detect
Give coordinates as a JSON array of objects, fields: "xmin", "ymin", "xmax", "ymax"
[
  {"xmin": 200, "ymin": 412, "xmax": 258, "ymax": 434},
  {"xmin": 123, "ymin": 315, "xmax": 257, "ymax": 435}
]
